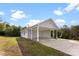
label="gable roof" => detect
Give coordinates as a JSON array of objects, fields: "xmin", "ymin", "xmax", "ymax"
[
  {"xmin": 21, "ymin": 18, "xmax": 58, "ymax": 31},
  {"xmin": 32, "ymin": 18, "xmax": 58, "ymax": 30}
]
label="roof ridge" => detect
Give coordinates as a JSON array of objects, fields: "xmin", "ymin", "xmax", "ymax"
[{"xmin": 31, "ymin": 18, "xmax": 53, "ymax": 27}]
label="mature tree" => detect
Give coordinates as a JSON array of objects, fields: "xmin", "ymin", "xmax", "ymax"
[
  {"xmin": 0, "ymin": 20, "xmax": 21, "ymax": 36},
  {"xmin": 0, "ymin": 22, "xmax": 6, "ymax": 35},
  {"xmin": 59, "ymin": 25, "xmax": 72, "ymax": 39},
  {"xmin": 71, "ymin": 25, "xmax": 79, "ymax": 40},
  {"xmin": 11, "ymin": 25, "xmax": 21, "ymax": 36}
]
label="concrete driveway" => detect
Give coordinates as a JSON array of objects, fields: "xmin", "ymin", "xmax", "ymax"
[{"xmin": 39, "ymin": 39, "xmax": 79, "ymax": 56}]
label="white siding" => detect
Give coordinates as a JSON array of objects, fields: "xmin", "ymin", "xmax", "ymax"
[
  {"xmin": 30, "ymin": 30, "xmax": 51, "ymax": 39},
  {"xmin": 21, "ymin": 19, "xmax": 58, "ymax": 40},
  {"xmin": 21, "ymin": 29, "xmax": 51, "ymax": 39},
  {"xmin": 39, "ymin": 19, "xmax": 58, "ymax": 29},
  {"xmin": 28, "ymin": 29, "xmax": 31, "ymax": 38},
  {"xmin": 39, "ymin": 30, "xmax": 51, "ymax": 39},
  {"xmin": 21, "ymin": 30, "xmax": 28, "ymax": 38}
]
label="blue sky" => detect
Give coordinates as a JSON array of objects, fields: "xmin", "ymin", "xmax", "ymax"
[{"xmin": 0, "ymin": 3, "xmax": 79, "ymax": 27}]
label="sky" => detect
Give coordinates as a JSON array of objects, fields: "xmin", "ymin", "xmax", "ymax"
[{"xmin": 0, "ymin": 3, "xmax": 79, "ymax": 27}]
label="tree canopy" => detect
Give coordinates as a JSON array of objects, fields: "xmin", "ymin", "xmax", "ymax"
[
  {"xmin": 58, "ymin": 25, "xmax": 79, "ymax": 40},
  {"xmin": 0, "ymin": 20, "xmax": 21, "ymax": 36}
]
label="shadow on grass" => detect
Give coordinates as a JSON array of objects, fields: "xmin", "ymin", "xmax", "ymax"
[{"xmin": 16, "ymin": 37, "xmax": 71, "ymax": 56}]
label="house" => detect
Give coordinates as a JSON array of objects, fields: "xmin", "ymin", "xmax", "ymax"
[{"xmin": 21, "ymin": 19, "xmax": 59, "ymax": 41}]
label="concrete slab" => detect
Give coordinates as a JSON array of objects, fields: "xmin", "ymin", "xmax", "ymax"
[{"xmin": 39, "ymin": 39, "xmax": 79, "ymax": 56}]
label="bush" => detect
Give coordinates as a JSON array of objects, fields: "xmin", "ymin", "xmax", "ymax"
[{"xmin": 0, "ymin": 31, "xmax": 5, "ymax": 36}]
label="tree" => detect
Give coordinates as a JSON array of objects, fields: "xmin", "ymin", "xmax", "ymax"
[
  {"xmin": 0, "ymin": 22, "xmax": 5, "ymax": 35},
  {"xmin": 0, "ymin": 20, "xmax": 21, "ymax": 36},
  {"xmin": 59, "ymin": 25, "xmax": 71, "ymax": 39},
  {"xmin": 71, "ymin": 25, "xmax": 79, "ymax": 40},
  {"xmin": 5, "ymin": 25, "xmax": 13, "ymax": 36},
  {"xmin": 11, "ymin": 25, "xmax": 21, "ymax": 36}
]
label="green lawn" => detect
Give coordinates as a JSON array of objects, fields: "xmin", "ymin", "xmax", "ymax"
[
  {"xmin": 16, "ymin": 37, "xmax": 70, "ymax": 56},
  {"xmin": 0, "ymin": 36, "xmax": 70, "ymax": 56}
]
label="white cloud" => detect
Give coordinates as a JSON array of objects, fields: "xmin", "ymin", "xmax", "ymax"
[
  {"xmin": 64, "ymin": 3, "xmax": 79, "ymax": 13},
  {"xmin": 0, "ymin": 11, "xmax": 4, "ymax": 16},
  {"xmin": 11, "ymin": 10, "xmax": 16, "ymax": 13},
  {"xmin": 55, "ymin": 19, "xmax": 66, "ymax": 27},
  {"xmin": 11, "ymin": 10, "xmax": 26, "ymax": 21},
  {"xmin": 71, "ymin": 20, "xmax": 79, "ymax": 26},
  {"xmin": 27, "ymin": 19, "xmax": 44, "ymax": 27},
  {"xmin": 53, "ymin": 9, "xmax": 63, "ymax": 16},
  {"xmin": 53, "ymin": 3, "xmax": 79, "ymax": 15}
]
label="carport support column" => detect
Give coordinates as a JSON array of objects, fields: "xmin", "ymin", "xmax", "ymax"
[
  {"xmin": 56, "ymin": 30, "xmax": 58, "ymax": 39},
  {"xmin": 31, "ymin": 28, "xmax": 32, "ymax": 40},
  {"xmin": 37, "ymin": 24, "xmax": 39, "ymax": 41},
  {"xmin": 53, "ymin": 30, "xmax": 55, "ymax": 38}
]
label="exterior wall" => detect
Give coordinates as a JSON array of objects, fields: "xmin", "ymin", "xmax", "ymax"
[
  {"xmin": 28, "ymin": 29, "xmax": 31, "ymax": 38},
  {"xmin": 21, "ymin": 29, "xmax": 51, "ymax": 39},
  {"xmin": 30, "ymin": 30, "xmax": 51, "ymax": 39},
  {"xmin": 32, "ymin": 30, "xmax": 37, "ymax": 39},
  {"xmin": 39, "ymin": 30, "xmax": 51, "ymax": 39},
  {"xmin": 21, "ymin": 30, "xmax": 28, "ymax": 38},
  {"xmin": 39, "ymin": 20, "xmax": 58, "ymax": 29}
]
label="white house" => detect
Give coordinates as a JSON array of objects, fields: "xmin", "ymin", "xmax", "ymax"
[{"xmin": 21, "ymin": 19, "xmax": 59, "ymax": 41}]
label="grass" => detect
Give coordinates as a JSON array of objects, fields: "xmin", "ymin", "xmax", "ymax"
[
  {"xmin": 16, "ymin": 37, "xmax": 70, "ymax": 56},
  {"xmin": 0, "ymin": 36, "xmax": 22, "ymax": 56},
  {"xmin": 0, "ymin": 36, "xmax": 70, "ymax": 56}
]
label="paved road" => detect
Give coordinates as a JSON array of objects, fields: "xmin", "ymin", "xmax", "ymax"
[{"xmin": 39, "ymin": 39, "xmax": 79, "ymax": 56}]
